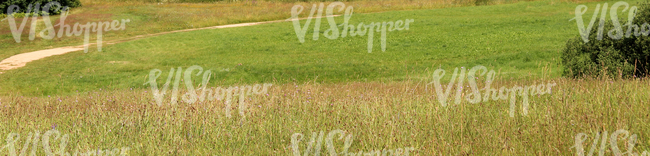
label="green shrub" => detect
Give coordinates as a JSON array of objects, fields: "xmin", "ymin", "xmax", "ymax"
[
  {"xmin": 562, "ymin": 2, "xmax": 650, "ymax": 79},
  {"xmin": 1, "ymin": 0, "xmax": 81, "ymax": 16}
]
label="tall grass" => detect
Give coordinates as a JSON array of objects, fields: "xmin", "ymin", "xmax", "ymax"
[{"xmin": 0, "ymin": 77, "xmax": 648, "ymax": 155}]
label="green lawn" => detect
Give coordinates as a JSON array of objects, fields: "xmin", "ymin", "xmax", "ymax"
[
  {"xmin": 0, "ymin": 0, "xmax": 506, "ymax": 61},
  {"xmin": 0, "ymin": 0, "xmax": 633, "ymax": 96}
]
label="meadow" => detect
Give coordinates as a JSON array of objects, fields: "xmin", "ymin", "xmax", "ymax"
[
  {"xmin": 0, "ymin": 0, "xmax": 595, "ymax": 95},
  {"xmin": 0, "ymin": 0, "xmax": 534, "ymax": 61},
  {"xmin": 1, "ymin": 0, "xmax": 649, "ymax": 155},
  {"xmin": 1, "ymin": 76, "xmax": 648, "ymax": 155}
]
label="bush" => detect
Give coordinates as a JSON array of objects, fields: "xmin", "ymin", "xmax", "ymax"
[
  {"xmin": 0, "ymin": 0, "xmax": 81, "ymax": 16},
  {"xmin": 562, "ymin": 2, "xmax": 650, "ymax": 79}
]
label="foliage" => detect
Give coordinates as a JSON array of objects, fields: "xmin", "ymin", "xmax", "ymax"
[
  {"xmin": 562, "ymin": 2, "xmax": 650, "ymax": 78},
  {"xmin": 0, "ymin": 0, "xmax": 82, "ymax": 15}
]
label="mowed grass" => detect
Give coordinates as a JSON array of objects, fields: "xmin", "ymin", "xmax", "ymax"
[
  {"xmin": 0, "ymin": 77, "xmax": 648, "ymax": 155},
  {"xmin": 0, "ymin": 0, "xmax": 618, "ymax": 96},
  {"xmin": 0, "ymin": 0, "xmax": 537, "ymax": 60}
]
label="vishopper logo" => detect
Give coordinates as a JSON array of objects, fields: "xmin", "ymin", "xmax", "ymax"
[
  {"xmin": 0, "ymin": 129, "xmax": 130, "ymax": 156},
  {"xmin": 290, "ymin": 129, "xmax": 415, "ymax": 156},
  {"xmin": 2, "ymin": 2, "xmax": 130, "ymax": 53},
  {"xmin": 571, "ymin": 1, "xmax": 650, "ymax": 43},
  {"xmin": 572, "ymin": 129, "xmax": 649, "ymax": 156},
  {"xmin": 290, "ymin": 2, "xmax": 414, "ymax": 53},
  {"xmin": 145, "ymin": 65, "xmax": 272, "ymax": 118},
  {"xmin": 428, "ymin": 65, "xmax": 557, "ymax": 117}
]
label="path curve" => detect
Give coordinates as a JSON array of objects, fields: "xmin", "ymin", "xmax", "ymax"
[{"xmin": 0, "ymin": 15, "xmax": 339, "ymax": 72}]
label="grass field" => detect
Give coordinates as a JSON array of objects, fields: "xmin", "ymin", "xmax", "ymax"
[
  {"xmin": 1, "ymin": 77, "xmax": 648, "ymax": 155},
  {"xmin": 0, "ymin": 0, "xmax": 594, "ymax": 96},
  {"xmin": 0, "ymin": 0, "xmax": 538, "ymax": 61},
  {"xmin": 1, "ymin": 0, "xmax": 650, "ymax": 155}
]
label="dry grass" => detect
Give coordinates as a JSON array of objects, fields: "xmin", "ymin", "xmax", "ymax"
[{"xmin": 1, "ymin": 76, "xmax": 648, "ymax": 155}]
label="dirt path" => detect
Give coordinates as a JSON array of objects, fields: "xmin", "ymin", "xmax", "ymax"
[{"xmin": 0, "ymin": 15, "xmax": 338, "ymax": 72}]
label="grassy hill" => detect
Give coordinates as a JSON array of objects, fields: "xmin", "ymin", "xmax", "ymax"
[
  {"xmin": 0, "ymin": 0, "xmax": 649, "ymax": 155},
  {"xmin": 0, "ymin": 0, "xmax": 604, "ymax": 96}
]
